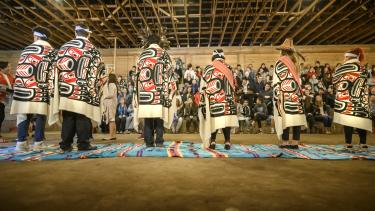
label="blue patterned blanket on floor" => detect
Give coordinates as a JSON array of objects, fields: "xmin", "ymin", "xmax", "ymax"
[{"xmin": 0, "ymin": 141, "xmax": 374, "ymax": 161}]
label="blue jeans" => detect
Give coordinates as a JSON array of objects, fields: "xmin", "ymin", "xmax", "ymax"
[{"xmin": 17, "ymin": 114, "xmax": 46, "ymax": 142}]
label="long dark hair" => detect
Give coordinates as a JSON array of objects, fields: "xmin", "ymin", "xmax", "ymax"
[{"xmin": 108, "ymin": 74, "xmax": 117, "ymax": 84}]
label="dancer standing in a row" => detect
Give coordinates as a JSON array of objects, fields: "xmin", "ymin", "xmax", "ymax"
[
  {"xmin": 272, "ymin": 39, "xmax": 307, "ymax": 149},
  {"xmin": 11, "ymin": 27, "xmax": 55, "ymax": 151},
  {"xmin": 133, "ymin": 28, "xmax": 177, "ymax": 147},
  {"xmin": 50, "ymin": 23, "xmax": 106, "ymax": 152},
  {"xmin": 199, "ymin": 49, "xmax": 239, "ymax": 150},
  {"xmin": 333, "ymin": 48, "xmax": 372, "ymax": 150}
]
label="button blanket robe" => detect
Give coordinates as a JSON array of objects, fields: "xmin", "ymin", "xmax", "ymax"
[
  {"xmin": 10, "ymin": 40, "xmax": 56, "ymax": 124},
  {"xmin": 133, "ymin": 44, "xmax": 177, "ymax": 131},
  {"xmin": 272, "ymin": 56, "xmax": 307, "ymax": 140},
  {"xmin": 199, "ymin": 60, "xmax": 239, "ymax": 147},
  {"xmin": 333, "ymin": 59, "xmax": 372, "ymax": 132},
  {"xmin": 49, "ymin": 37, "xmax": 107, "ymax": 125}
]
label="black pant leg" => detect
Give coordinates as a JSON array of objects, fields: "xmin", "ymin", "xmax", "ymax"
[
  {"xmin": 76, "ymin": 113, "xmax": 91, "ymax": 148},
  {"xmin": 292, "ymin": 126, "xmax": 301, "ymax": 141},
  {"xmin": 282, "ymin": 127, "xmax": 289, "ymax": 141},
  {"xmin": 186, "ymin": 118, "xmax": 191, "ymax": 132},
  {"xmin": 121, "ymin": 118, "xmax": 126, "ymax": 132},
  {"xmin": 210, "ymin": 130, "xmax": 218, "ymax": 142},
  {"xmin": 143, "ymin": 118, "xmax": 154, "ymax": 145},
  {"xmin": 357, "ymin": 128, "xmax": 367, "ymax": 145},
  {"xmin": 222, "ymin": 127, "xmax": 231, "ymax": 141},
  {"xmin": 155, "ymin": 118, "xmax": 164, "ymax": 144},
  {"xmin": 60, "ymin": 111, "xmax": 76, "ymax": 148},
  {"xmin": 344, "ymin": 126, "xmax": 353, "ymax": 144},
  {"xmin": 0, "ymin": 103, "xmax": 4, "ymax": 132}
]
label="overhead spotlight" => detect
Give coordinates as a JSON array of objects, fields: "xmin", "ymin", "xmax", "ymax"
[{"xmin": 361, "ymin": 5, "xmax": 368, "ymax": 11}]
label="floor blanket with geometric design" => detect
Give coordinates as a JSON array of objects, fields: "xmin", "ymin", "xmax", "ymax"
[{"xmin": 0, "ymin": 141, "xmax": 374, "ymax": 161}]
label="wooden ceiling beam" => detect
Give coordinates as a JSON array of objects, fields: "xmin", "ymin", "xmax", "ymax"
[
  {"xmin": 339, "ymin": 19, "xmax": 375, "ymax": 44},
  {"xmin": 317, "ymin": 7, "xmax": 375, "ymax": 44},
  {"xmin": 147, "ymin": 0, "xmax": 161, "ymax": 27},
  {"xmin": 98, "ymin": 0, "xmax": 137, "ymax": 46},
  {"xmin": 132, "ymin": 0, "xmax": 150, "ymax": 29},
  {"xmin": 198, "ymin": 0, "xmax": 202, "ymax": 47},
  {"xmin": 1, "ymin": 24, "xmax": 32, "ymax": 46},
  {"xmin": 166, "ymin": 0, "xmax": 180, "ymax": 47},
  {"xmin": 240, "ymin": 1, "xmax": 268, "ymax": 46},
  {"xmin": 358, "ymin": 31, "xmax": 375, "ymax": 44},
  {"xmin": 0, "ymin": 1, "xmax": 65, "ymax": 45},
  {"xmin": 333, "ymin": 18, "xmax": 374, "ymax": 43},
  {"xmin": 306, "ymin": 1, "xmax": 369, "ymax": 45},
  {"xmin": 351, "ymin": 27, "xmax": 375, "ymax": 43},
  {"xmin": 289, "ymin": 0, "xmax": 335, "ymax": 39},
  {"xmin": 0, "ymin": 37, "xmax": 15, "ymax": 49},
  {"xmin": 295, "ymin": 0, "xmax": 353, "ymax": 44},
  {"xmin": 229, "ymin": 1, "xmax": 252, "ymax": 46},
  {"xmin": 184, "ymin": 0, "xmax": 190, "ymax": 47},
  {"xmin": 13, "ymin": 0, "xmax": 72, "ymax": 42},
  {"xmin": 209, "ymin": 0, "xmax": 218, "ymax": 47},
  {"xmin": 30, "ymin": 0, "xmax": 75, "ymax": 34},
  {"xmin": 263, "ymin": 0, "xmax": 302, "ymax": 45},
  {"xmin": 45, "ymin": 0, "xmax": 107, "ymax": 47},
  {"xmin": 66, "ymin": 0, "xmax": 112, "ymax": 48},
  {"xmin": 219, "ymin": 0, "xmax": 235, "ymax": 46},
  {"xmin": 273, "ymin": 0, "xmax": 320, "ymax": 45},
  {"xmin": 0, "ymin": 30, "xmax": 25, "ymax": 48},
  {"xmin": 80, "ymin": 0, "xmax": 128, "ymax": 47},
  {"xmin": 117, "ymin": 0, "xmax": 140, "ymax": 36},
  {"xmin": 252, "ymin": 0, "xmax": 285, "ymax": 45}
]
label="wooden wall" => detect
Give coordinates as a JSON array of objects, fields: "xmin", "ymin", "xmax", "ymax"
[{"xmin": 1, "ymin": 44, "xmax": 374, "ymax": 77}]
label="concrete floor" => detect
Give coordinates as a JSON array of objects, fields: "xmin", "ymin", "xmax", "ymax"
[{"xmin": 0, "ymin": 132, "xmax": 374, "ymax": 211}]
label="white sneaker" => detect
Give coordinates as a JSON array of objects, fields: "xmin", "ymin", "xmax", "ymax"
[
  {"xmin": 271, "ymin": 128, "xmax": 275, "ymax": 134},
  {"xmin": 33, "ymin": 141, "xmax": 48, "ymax": 151},
  {"xmin": 15, "ymin": 141, "xmax": 29, "ymax": 152}
]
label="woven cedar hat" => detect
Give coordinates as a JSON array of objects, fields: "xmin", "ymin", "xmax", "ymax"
[{"xmin": 276, "ymin": 38, "xmax": 305, "ymax": 61}]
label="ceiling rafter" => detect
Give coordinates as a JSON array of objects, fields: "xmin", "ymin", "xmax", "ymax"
[
  {"xmin": 219, "ymin": 0, "xmax": 235, "ymax": 46},
  {"xmin": 98, "ymin": 0, "xmax": 137, "ymax": 46},
  {"xmin": 45, "ymin": 0, "xmax": 106, "ymax": 46},
  {"xmin": 317, "ymin": 6, "xmax": 375, "ymax": 45},
  {"xmin": 208, "ymin": 0, "xmax": 218, "ymax": 47},
  {"xmin": 0, "ymin": 1, "xmax": 65, "ymax": 45},
  {"xmin": 339, "ymin": 19, "xmax": 375, "ymax": 44},
  {"xmin": 240, "ymin": 1, "xmax": 268, "ymax": 46},
  {"xmin": 80, "ymin": 0, "xmax": 128, "ymax": 47},
  {"xmin": 289, "ymin": 0, "xmax": 335, "ymax": 40},
  {"xmin": 252, "ymin": 0, "xmax": 285, "ymax": 45},
  {"xmin": 306, "ymin": 0, "xmax": 369, "ymax": 45},
  {"xmin": 229, "ymin": 1, "xmax": 253, "ymax": 46},
  {"xmin": 273, "ymin": 0, "xmax": 320, "ymax": 45},
  {"xmin": 13, "ymin": 0, "xmax": 71, "ymax": 41},
  {"xmin": 166, "ymin": 0, "xmax": 180, "ymax": 47},
  {"xmin": 263, "ymin": 0, "xmax": 302, "ymax": 45},
  {"xmin": 295, "ymin": 0, "xmax": 353, "ymax": 44}
]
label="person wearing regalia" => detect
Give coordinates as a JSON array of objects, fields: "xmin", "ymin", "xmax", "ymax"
[
  {"xmin": 333, "ymin": 48, "xmax": 372, "ymax": 150},
  {"xmin": 11, "ymin": 27, "xmax": 55, "ymax": 151},
  {"xmin": 133, "ymin": 28, "xmax": 177, "ymax": 147},
  {"xmin": 50, "ymin": 23, "xmax": 107, "ymax": 152},
  {"xmin": 199, "ymin": 49, "xmax": 239, "ymax": 150},
  {"xmin": 272, "ymin": 38, "xmax": 307, "ymax": 149},
  {"xmin": 0, "ymin": 61, "xmax": 14, "ymax": 143}
]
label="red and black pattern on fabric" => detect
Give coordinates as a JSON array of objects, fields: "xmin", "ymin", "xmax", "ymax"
[
  {"xmin": 55, "ymin": 38, "xmax": 104, "ymax": 106},
  {"xmin": 201, "ymin": 64, "xmax": 237, "ymax": 118},
  {"xmin": 13, "ymin": 42, "xmax": 56, "ymax": 103},
  {"xmin": 136, "ymin": 47, "xmax": 174, "ymax": 108},
  {"xmin": 273, "ymin": 60, "xmax": 304, "ymax": 115},
  {"xmin": 333, "ymin": 63, "xmax": 370, "ymax": 118}
]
